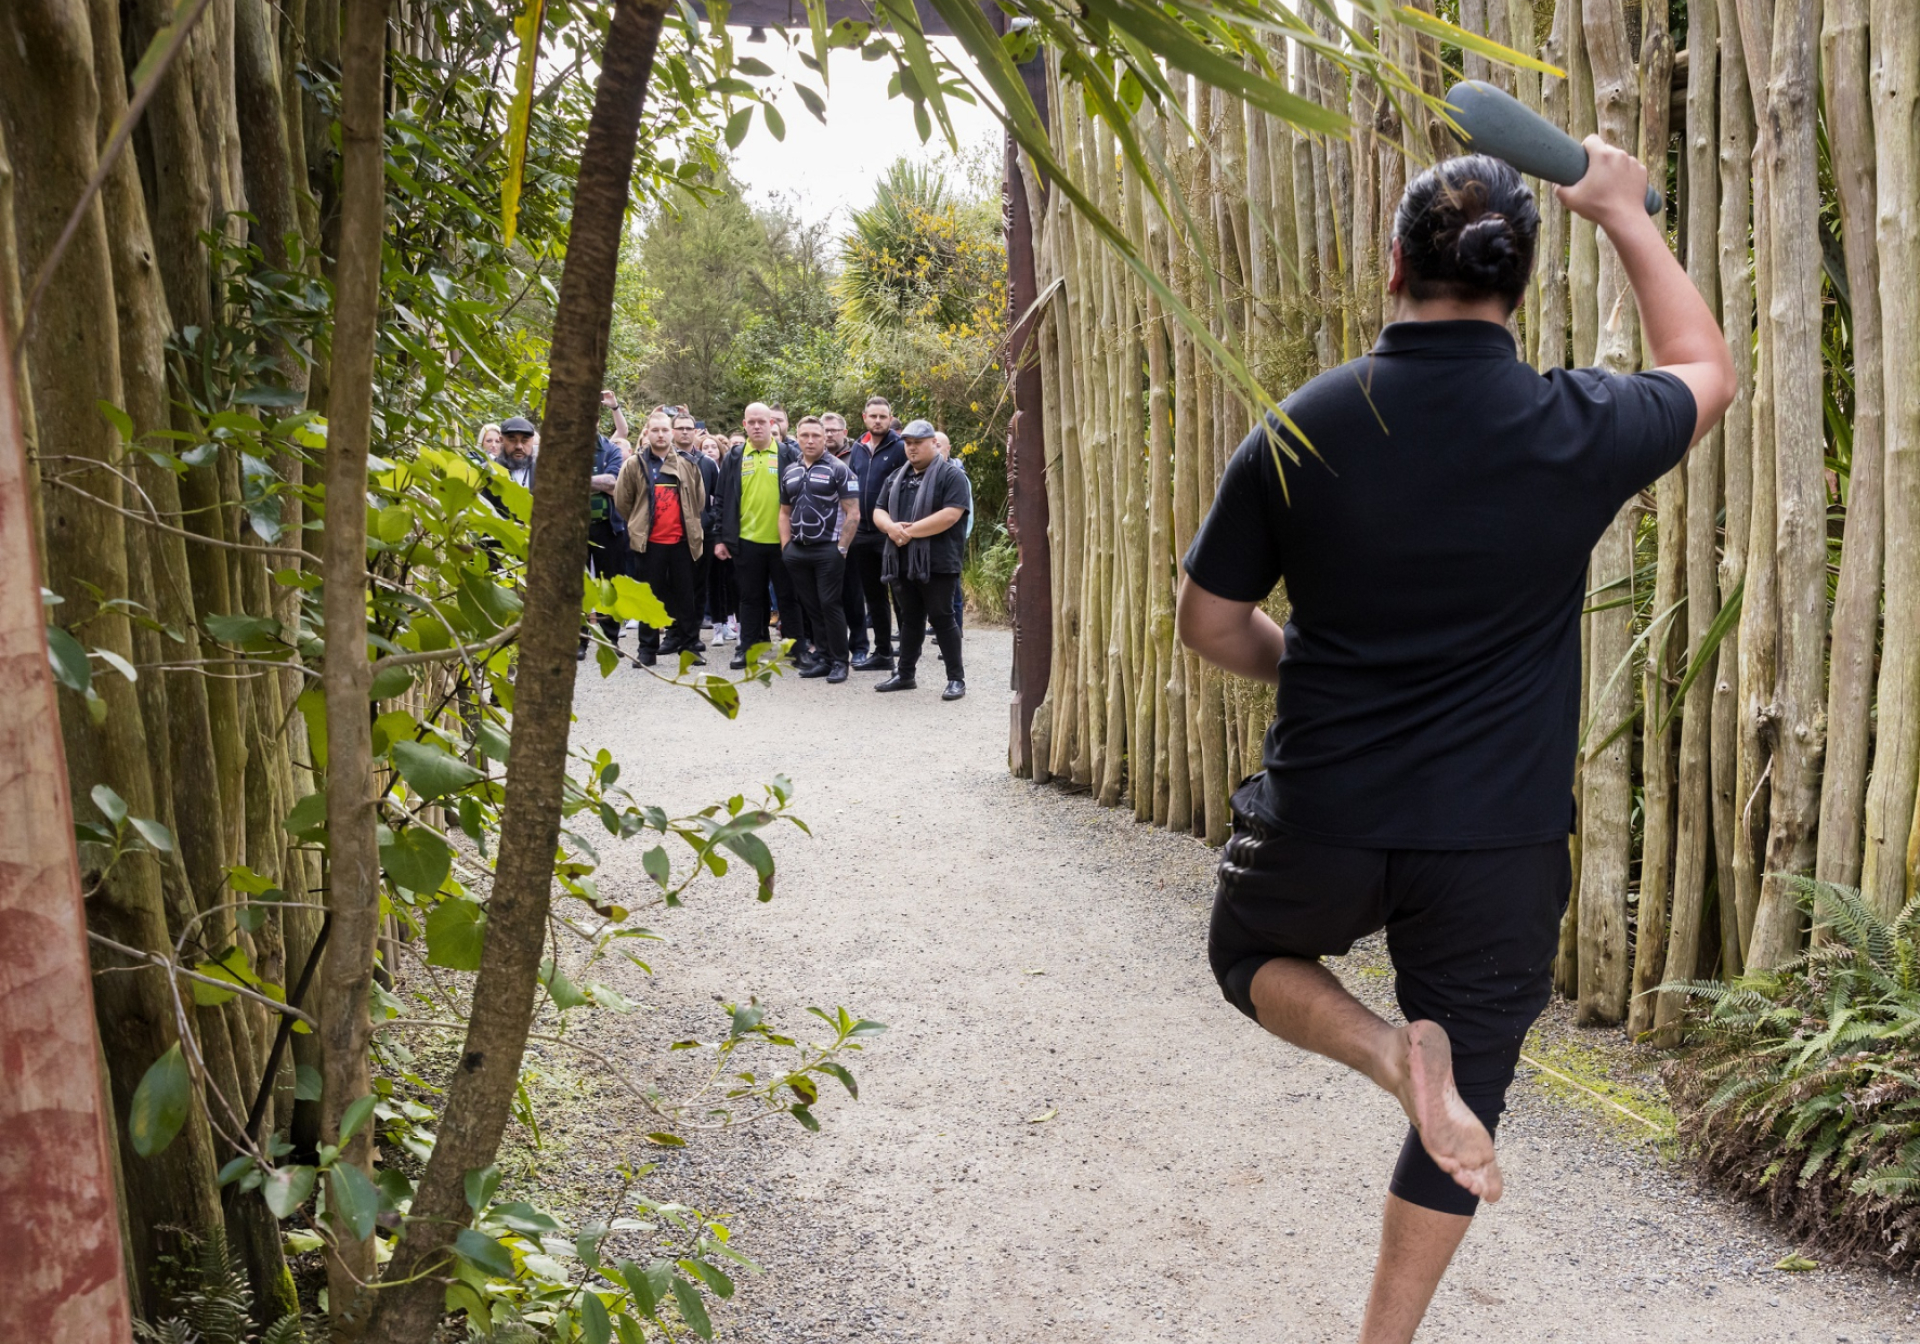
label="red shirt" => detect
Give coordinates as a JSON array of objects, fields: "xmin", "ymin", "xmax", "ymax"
[{"xmin": 649, "ymin": 480, "xmax": 683, "ymax": 544}]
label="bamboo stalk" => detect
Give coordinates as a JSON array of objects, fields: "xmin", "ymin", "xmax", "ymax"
[
  {"xmin": 1710, "ymin": 0, "xmax": 1756, "ymax": 974},
  {"xmin": 1813, "ymin": 0, "xmax": 1884, "ymax": 890},
  {"xmin": 1861, "ymin": 0, "xmax": 1920, "ymax": 919},
  {"xmin": 1657, "ymin": 0, "xmax": 1722, "ymax": 1035}
]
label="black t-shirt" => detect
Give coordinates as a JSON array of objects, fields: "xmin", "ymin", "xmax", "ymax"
[
  {"xmin": 880, "ymin": 459, "xmax": 972, "ymax": 575},
  {"xmin": 1182, "ymin": 320, "xmax": 1696, "ymax": 849}
]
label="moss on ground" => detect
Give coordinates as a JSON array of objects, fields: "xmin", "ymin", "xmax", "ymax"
[{"xmin": 1518, "ymin": 1029, "xmax": 1678, "ymax": 1152}]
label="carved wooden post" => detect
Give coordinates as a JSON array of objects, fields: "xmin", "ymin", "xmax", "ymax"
[
  {"xmin": 0, "ymin": 295, "xmax": 133, "ymax": 1341},
  {"xmin": 1005, "ymin": 44, "xmax": 1051, "ymax": 775}
]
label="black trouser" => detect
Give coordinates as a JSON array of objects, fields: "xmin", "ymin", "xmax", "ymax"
[
  {"xmin": 892, "ymin": 572, "xmax": 963, "ymax": 682},
  {"xmin": 692, "ymin": 546, "xmax": 713, "ymax": 625},
  {"xmin": 784, "ymin": 539, "xmax": 849, "ymax": 667},
  {"xmin": 583, "ymin": 516, "xmax": 627, "ymax": 647},
  {"xmin": 636, "ymin": 537, "xmax": 699, "ymax": 653},
  {"xmin": 733, "ymin": 538, "xmax": 797, "ymax": 655},
  {"xmin": 1207, "ymin": 792, "xmax": 1570, "ymax": 1216},
  {"xmin": 849, "ymin": 532, "xmax": 894, "ymax": 656},
  {"xmin": 707, "ymin": 553, "xmax": 736, "ymax": 622},
  {"xmin": 841, "ymin": 542, "xmax": 869, "ymax": 655}
]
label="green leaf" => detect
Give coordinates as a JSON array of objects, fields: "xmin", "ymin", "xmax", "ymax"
[
  {"xmin": 94, "ymin": 647, "xmax": 137, "ymax": 683},
  {"xmin": 539, "ymin": 958, "xmax": 590, "ymax": 1010},
  {"xmin": 382, "ymin": 826, "xmax": 453, "ymax": 894},
  {"xmin": 203, "ymin": 612, "xmax": 280, "ymax": 651},
  {"xmin": 1395, "ymin": 4, "xmax": 1567, "ymax": 77},
  {"xmin": 602, "ymin": 575, "xmax": 671, "ymax": 628},
  {"xmin": 97, "ymin": 399, "xmax": 135, "ymax": 442},
  {"xmin": 262, "ymin": 1164, "xmax": 316, "ymax": 1219},
  {"xmin": 330, "ymin": 1162, "xmax": 380, "ymax": 1242},
  {"xmin": 295, "ymin": 1064, "xmax": 323, "ymax": 1101},
  {"xmin": 724, "ymin": 105, "xmax": 753, "ymax": 150},
  {"xmin": 390, "ymin": 739, "xmax": 486, "ymax": 799},
  {"xmin": 375, "ymin": 505, "xmax": 415, "ymax": 545},
  {"xmin": 368, "ymin": 662, "xmax": 415, "ymax": 700},
  {"xmin": 790, "ymin": 1103, "xmax": 820, "ymax": 1131},
  {"xmin": 642, "ymin": 846, "xmax": 670, "ymax": 889},
  {"xmin": 795, "ymin": 82, "xmax": 827, "ymax": 124},
  {"xmin": 130, "ymin": 816, "xmax": 174, "ymax": 852},
  {"xmin": 91, "ymin": 784, "xmax": 128, "ymax": 826},
  {"xmin": 465, "ymin": 1162, "xmax": 501, "ymax": 1213},
  {"xmin": 491, "ymin": 1201, "xmax": 563, "ymax": 1234},
  {"xmin": 339, "ymin": 1094, "xmax": 378, "ymax": 1145},
  {"xmin": 455, "ymin": 1227, "xmax": 515, "ymax": 1278},
  {"xmin": 579, "ymin": 1293, "xmax": 613, "ymax": 1344},
  {"xmin": 683, "ymin": 1258, "xmax": 735, "ymax": 1300},
  {"xmin": 670, "ymin": 1276, "xmax": 713, "ymax": 1339},
  {"xmin": 297, "ymin": 689, "xmax": 327, "ymax": 772},
  {"xmin": 645, "ymin": 1131, "xmax": 685, "ymax": 1147},
  {"xmin": 425, "ymin": 898, "xmax": 487, "ymax": 971},
  {"xmin": 47, "ymin": 626, "xmax": 91, "ymax": 695},
  {"xmin": 474, "ymin": 720, "xmax": 512, "ymax": 763},
  {"xmin": 129, "ymin": 1043, "xmax": 191, "ymax": 1157},
  {"xmin": 620, "ymin": 1260, "xmax": 671, "ymax": 1317},
  {"xmin": 501, "ymin": 0, "xmax": 547, "ymax": 247},
  {"xmin": 283, "ymin": 791, "xmax": 327, "ymax": 840},
  {"xmin": 762, "ymin": 102, "xmax": 786, "ymax": 141},
  {"xmin": 615, "ymin": 1314, "xmax": 646, "ymax": 1344}
]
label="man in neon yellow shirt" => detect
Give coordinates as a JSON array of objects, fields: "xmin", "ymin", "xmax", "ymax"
[{"xmin": 714, "ymin": 401, "xmax": 801, "ymax": 670}]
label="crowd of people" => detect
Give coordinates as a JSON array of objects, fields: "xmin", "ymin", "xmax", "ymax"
[{"xmin": 476, "ymin": 393, "xmax": 972, "ymax": 700}]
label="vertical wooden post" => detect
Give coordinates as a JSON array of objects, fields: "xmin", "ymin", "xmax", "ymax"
[
  {"xmin": 0, "ymin": 309, "xmax": 133, "ymax": 1343},
  {"xmin": 1005, "ymin": 48, "xmax": 1052, "ymax": 777}
]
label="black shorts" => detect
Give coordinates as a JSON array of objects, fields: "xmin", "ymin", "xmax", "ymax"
[{"xmin": 1208, "ymin": 793, "xmax": 1570, "ymax": 1216}]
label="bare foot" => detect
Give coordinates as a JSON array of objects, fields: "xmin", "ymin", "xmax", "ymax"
[{"xmin": 1392, "ymin": 1021, "xmax": 1503, "ymax": 1203}]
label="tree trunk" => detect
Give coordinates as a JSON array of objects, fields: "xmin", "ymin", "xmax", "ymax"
[
  {"xmin": 1576, "ymin": 0, "xmax": 1641, "ymax": 1026},
  {"xmin": 1628, "ymin": 11, "xmax": 1677, "ymax": 1041},
  {"xmin": 1748, "ymin": 0, "xmax": 1824, "ymax": 970},
  {"xmin": 1657, "ymin": 0, "xmax": 1721, "ymax": 1035},
  {"xmin": 1859, "ymin": 0, "xmax": 1920, "ymax": 920},
  {"xmin": 360, "ymin": 4, "xmax": 674, "ymax": 1337},
  {"xmin": 317, "ymin": 0, "xmax": 386, "ymax": 1328},
  {"xmin": 1710, "ymin": 0, "xmax": 1756, "ymax": 973},
  {"xmin": 1813, "ymin": 0, "xmax": 1884, "ymax": 891}
]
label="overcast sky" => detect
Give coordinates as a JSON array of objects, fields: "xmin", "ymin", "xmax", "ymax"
[{"xmin": 724, "ymin": 31, "xmax": 1002, "ymax": 228}]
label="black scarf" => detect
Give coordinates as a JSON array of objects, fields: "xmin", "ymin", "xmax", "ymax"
[{"xmin": 880, "ymin": 458, "xmax": 946, "ymax": 585}]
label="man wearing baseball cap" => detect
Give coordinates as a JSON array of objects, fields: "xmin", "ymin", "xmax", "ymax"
[{"xmin": 871, "ymin": 419, "xmax": 970, "ymax": 700}]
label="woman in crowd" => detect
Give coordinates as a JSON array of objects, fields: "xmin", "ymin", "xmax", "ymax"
[{"xmin": 477, "ymin": 422, "xmax": 503, "ymax": 461}]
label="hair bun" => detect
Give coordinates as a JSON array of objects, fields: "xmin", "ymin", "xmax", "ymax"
[{"xmin": 1455, "ymin": 214, "xmax": 1521, "ymax": 289}]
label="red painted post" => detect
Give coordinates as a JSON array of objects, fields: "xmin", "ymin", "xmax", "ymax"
[{"xmin": 0, "ymin": 320, "xmax": 134, "ymax": 1338}]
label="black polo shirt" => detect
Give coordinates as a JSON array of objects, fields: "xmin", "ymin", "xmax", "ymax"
[
  {"xmin": 880, "ymin": 459, "xmax": 972, "ymax": 576},
  {"xmin": 1183, "ymin": 320, "xmax": 1696, "ymax": 849}
]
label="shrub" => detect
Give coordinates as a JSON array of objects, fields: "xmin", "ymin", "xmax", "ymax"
[
  {"xmin": 1664, "ymin": 879, "xmax": 1920, "ymax": 1270},
  {"xmin": 962, "ymin": 532, "xmax": 1019, "ymax": 624}
]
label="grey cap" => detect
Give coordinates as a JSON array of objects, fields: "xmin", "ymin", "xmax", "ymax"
[
  {"xmin": 500, "ymin": 416, "xmax": 537, "ymax": 435},
  {"xmin": 901, "ymin": 418, "xmax": 937, "ymax": 440}
]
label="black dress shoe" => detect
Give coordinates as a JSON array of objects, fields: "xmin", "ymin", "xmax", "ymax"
[
  {"xmin": 852, "ymin": 653, "xmax": 893, "ymax": 672},
  {"xmin": 826, "ymin": 662, "xmax": 849, "ymax": 684},
  {"xmin": 577, "ymin": 645, "xmax": 589, "ymax": 661},
  {"xmin": 799, "ymin": 660, "xmax": 831, "ymax": 679},
  {"xmin": 875, "ymin": 673, "xmax": 917, "ymax": 693},
  {"xmin": 729, "ymin": 652, "xmax": 747, "ymax": 670},
  {"xmin": 633, "ymin": 650, "xmax": 657, "ymax": 667},
  {"xmin": 942, "ymin": 679, "xmax": 966, "ymax": 701},
  {"xmin": 682, "ymin": 651, "xmax": 706, "ymax": 667}
]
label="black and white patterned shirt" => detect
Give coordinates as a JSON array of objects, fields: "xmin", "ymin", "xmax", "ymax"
[{"xmin": 780, "ymin": 454, "xmax": 858, "ymax": 545}]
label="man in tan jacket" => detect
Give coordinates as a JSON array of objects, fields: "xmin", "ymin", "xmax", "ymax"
[{"xmin": 615, "ymin": 410, "xmax": 708, "ymax": 666}]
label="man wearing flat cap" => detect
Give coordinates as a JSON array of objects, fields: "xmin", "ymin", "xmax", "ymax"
[{"xmin": 871, "ymin": 419, "xmax": 970, "ymax": 700}]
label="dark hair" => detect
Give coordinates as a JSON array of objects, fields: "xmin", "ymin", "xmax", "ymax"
[{"xmin": 1393, "ymin": 154, "xmax": 1539, "ymax": 311}]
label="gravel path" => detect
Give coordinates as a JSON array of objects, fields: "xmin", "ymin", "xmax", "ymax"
[{"xmin": 558, "ymin": 628, "xmax": 1916, "ymax": 1343}]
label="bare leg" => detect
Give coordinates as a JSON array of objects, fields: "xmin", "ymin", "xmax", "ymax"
[
  {"xmin": 1358, "ymin": 1195, "xmax": 1471, "ymax": 1344},
  {"xmin": 1247, "ymin": 957, "xmax": 1501, "ymax": 1199}
]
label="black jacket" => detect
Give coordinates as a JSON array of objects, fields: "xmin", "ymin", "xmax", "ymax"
[
  {"xmin": 848, "ymin": 427, "xmax": 907, "ymax": 536},
  {"xmin": 717, "ymin": 438, "xmax": 800, "ymax": 548},
  {"xmin": 682, "ymin": 448, "xmax": 722, "ymax": 533}
]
